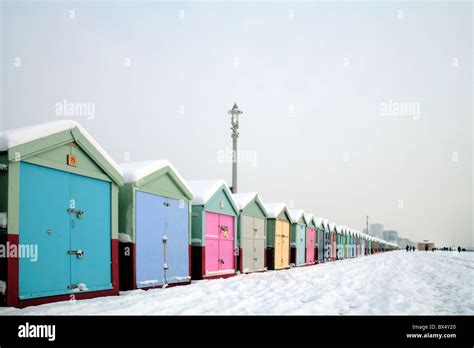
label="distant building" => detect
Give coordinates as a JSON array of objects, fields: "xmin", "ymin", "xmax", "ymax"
[
  {"xmin": 397, "ymin": 237, "xmax": 415, "ymax": 249},
  {"xmin": 418, "ymin": 240, "xmax": 435, "ymax": 251},
  {"xmin": 383, "ymin": 230, "xmax": 398, "ymax": 242},
  {"xmin": 369, "ymin": 223, "xmax": 384, "ymax": 238}
]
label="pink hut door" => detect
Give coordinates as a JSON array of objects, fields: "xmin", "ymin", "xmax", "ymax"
[
  {"xmin": 218, "ymin": 214, "xmax": 235, "ymax": 271},
  {"xmin": 306, "ymin": 228, "xmax": 315, "ymax": 264},
  {"xmin": 205, "ymin": 212, "xmax": 220, "ymax": 273}
]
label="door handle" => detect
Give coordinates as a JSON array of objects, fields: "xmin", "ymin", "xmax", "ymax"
[
  {"xmin": 218, "ymin": 258, "xmax": 224, "ymax": 264},
  {"xmin": 67, "ymin": 249, "xmax": 84, "ymax": 258},
  {"xmin": 67, "ymin": 208, "xmax": 85, "ymax": 218}
]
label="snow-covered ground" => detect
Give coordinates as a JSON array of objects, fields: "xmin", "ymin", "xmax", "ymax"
[{"xmin": 1, "ymin": 250, "xmax": 472, "ymax": 315}]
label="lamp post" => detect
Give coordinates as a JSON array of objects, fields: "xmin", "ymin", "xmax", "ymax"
[
  {"xmin": 366, "ymin": 215, "xmax": 369, "ymax": 236},
  {"xmin": 228, "ymin": 103, "xmax": 243, "ymax": 193}
]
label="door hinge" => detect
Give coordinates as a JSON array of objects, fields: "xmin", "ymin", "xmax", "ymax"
[{"xmin": 0, "ymin": 164, "xmax": 8, "ymax": 171}]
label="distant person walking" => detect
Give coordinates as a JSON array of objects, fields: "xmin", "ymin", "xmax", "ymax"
[
  {"xmin": 458, "ymin": 246, "xmax": 461, "ymax": 253},
  {"xmin": 406, "ymin": 245, "xmax": 409, "ymax": 252}
]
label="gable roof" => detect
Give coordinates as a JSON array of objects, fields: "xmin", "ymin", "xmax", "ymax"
[
  {"xmin": 119, "ymin": 160, "xmax": 193, "ymax": 199},
  {"xmin": 288, "ymin": 209, "xmax": 305, "ymax": 224},
  {"xmin": 304, "ymin": 213, "xmax": 315, "ymax": 226},
  {"xmin": 0, "ymin": 120, "xmax": 122, "ymax": 185},
  {"xmin": 187, "ymin": 179, "xmax": 238, "ymax": 212},
  {"xmin": 314, "ymin": 217, "xmax": 324, "ymax": 229},
  {"xmin": 232, "ymin": 192, "xmax": 268, "ymax": 216},
  {"xmin": 263, "ymin": 202, "xmax": 290, "ymax": 219}
]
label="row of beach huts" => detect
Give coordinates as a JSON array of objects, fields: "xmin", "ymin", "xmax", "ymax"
[{"xmin": 0, "ymin": 120, "xmax": 397, "ymax": 308}]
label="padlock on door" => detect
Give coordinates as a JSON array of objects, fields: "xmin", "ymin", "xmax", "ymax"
[{"xmin": 221, "ymin": 226, "xmax": 229, "ymax": 238}]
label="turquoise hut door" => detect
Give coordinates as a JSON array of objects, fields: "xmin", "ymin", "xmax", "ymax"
[
  {"xmin": 70, "ymin": 174, "xmax": 111, "ymax": 292},
  {"xmin": 296, "ymin": 225, "xmax": 305, "ymax": 266},
  {"xmin": 19, "ymin": 162, "xmax": 112, "ymax": 299},
  {"xmin": 19, "ymin": 162, "xmax": 71, "ymax": 299}
]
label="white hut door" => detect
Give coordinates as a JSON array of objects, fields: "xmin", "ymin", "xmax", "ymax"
[
  {"xmin": 253, "ymin": 218, "xmax": 265, "ymax": 271},
  {"xmin": 241, "ymin": 216, "xmax": 254, "ymax": 272}
]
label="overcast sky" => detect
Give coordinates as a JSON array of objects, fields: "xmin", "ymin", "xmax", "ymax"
[{"xmin": 1, "ymin": 1, "xmax": 472, "ymax": 246}]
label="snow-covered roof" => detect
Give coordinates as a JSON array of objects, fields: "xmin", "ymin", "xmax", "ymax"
[
  {"xmin": 288, "ymin": 209, "xmax": 305, "ymax": 224},
  {"xmin": 0, "ymin": 120, "xmax": 122, "ymax": 174},
  {"xmin": 304, "ymin": 213, "xmax": 314, "ymax": 226},
  {"xmin": 263, "ymin": 202, "xmax": 288, "ymax": 219},
  {"xmin": 314, "ymin": 217, "xmax": 324, "ymax": 228},
  {"xmin": 329, "ymin": 222, "xmax": 337, "ymax": 231},
  {"xmin": 119, "ymin": 160, "xmax": 192, "ymax": 192},
  {"xmin": 231, "ymin": 192, "xmax": 267, "ymax": 216},
  {"xmin": 187, "ymin": 179, "xmax": 237, "ymax": 210},
  {"xmin": 335, "ymin": 225, "xmax": 344, "ymax": 234},
  {"xmin": 323, "ymin": 219, "xmax": 330, "ymax": 229}
]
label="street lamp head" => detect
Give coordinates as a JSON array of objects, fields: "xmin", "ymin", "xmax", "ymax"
[{"xmin": 228, "ymin": 103, "xmax": 243, "ymax": 119}]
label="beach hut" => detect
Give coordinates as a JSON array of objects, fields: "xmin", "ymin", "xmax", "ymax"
[
  {"xmin": 347, "ymin": 228, "xmax": 354, "ymax": 258},
  {"xmin": 351, "ymin": 229, "xmax": 356, "ymax": 257},
  {"xmin": 304, "ymin": 213, "xmax": 317, "ymax": 265},
  {"xmin": 323, "ymin": 219, "xmax": 331, "ymax": 261},
  {"xmin": 263, "ymin": 203, "xmax": 291, "ymax": 270},
  {"xmin": 329, "ymin": 222, "xmax": 337, "ymax": 260},
  {"xmin": 314, "ymin": 217, "xmax": 325, "ymax": 263},
  {"xmin": 354, "ymin": 230, "xmax": 360, "ymax": 257},
  {"xmin": 118, "ymin": 160, "xmax": 193, "ymax": 290},
  {"xmin": 342, "ymin": 226, "xmax": 347, "ymax": 258},
  {"xmin": 361, "ymin": 232, "xmax": 367, "ymax": 256},
  {"xmin": 0, "ymin": 120, "xmax": 123, "ymax": 308},
  {"xmin": 232, "ymin": 192, "xmax": 268, "ymax": 274},
  {"xmin": 288, "ymin": 209, "xmax": 307, "ymax": 267},
  {"xmin": 188, "ymin": 180, "xmax": 239, "ymax": 280},
  {"xmin": 340, "ymin": 226, "xmax": 347, "ymax": 259},
  {"xmin": 335, "ymin": 225, "xmax": 344, "ymax": 260}
]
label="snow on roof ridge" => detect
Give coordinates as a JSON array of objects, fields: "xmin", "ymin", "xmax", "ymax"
[
  {"xmin": 187, "ymin": 179, "xmax": 237, "ymax": 210},
  {"xmin": 288, "ymin": 209, "xmax": 305, "ymax": 224},
  {"xmin": 304, "ymin": 213, "xmax": 314, "ymax": 225},
  {"xmin": 231, "ymin": 192, "xmax": 258, "ymax": 210},
  {"xmin": 0, "ymin": 120, "xmax": 122, "ymax": 175},
  {"xmin": 119, "ymin": 160, "xmax": 192, "ymax": 193},
  {"xmin": 263, "ymin": 202, "xmax": 288, "ymax": 219},
  {"xmin": 314, "ymin": 217, "xmax": 325, "ymax": 228}
]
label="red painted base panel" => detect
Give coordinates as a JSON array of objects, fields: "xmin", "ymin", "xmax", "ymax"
[{"xmin": 3, "ymin": 237, "xmax": 119, "ymax": 308}]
